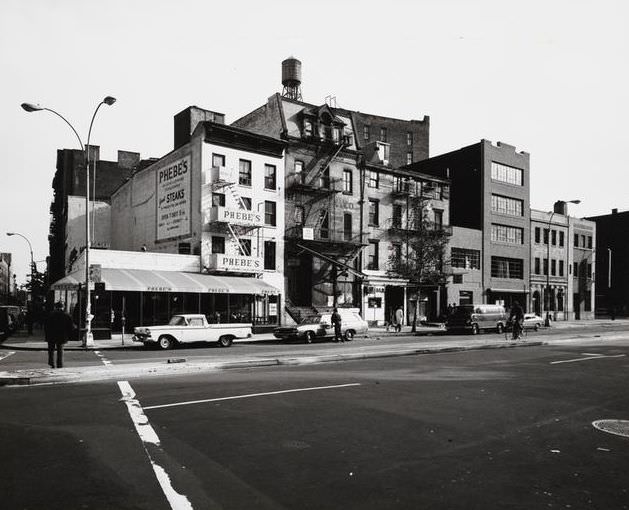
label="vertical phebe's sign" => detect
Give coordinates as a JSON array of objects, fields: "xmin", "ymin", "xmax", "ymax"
[{"xmin": 156, "ymin": 155, "xmax": 191, "ymax": 240}]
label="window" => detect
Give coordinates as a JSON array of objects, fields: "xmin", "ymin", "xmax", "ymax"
[
  {"xmin": 543, "ymin": 228, "xmax": 549, "ymax": 245},
  {"xmin": 368, "ymin": 199, "xmax": 379, "ymax": 226},
  {"xmin": 319, "ymin": 168, "xmax": 330, "ymax": 189},
  {"xmin": 491, "ymin": 194, "xmax": 523, "ymax": 216},
  {"xmin": 559, "ymin": 260, "xmax": 564, "ymax": 276},
  {"xmin": 368, "ymin": 170, "xmax": 379, "ymax": 188},
  {"xmin": 588, "ymin": 236, "xmax": 592, "ymax": 249},
  {"xmin": 490, "ymin": 162, "xmax": 523, "ymax": 186},
  {"xmin": 543, "ymin": 258, "xmax": 548, "ymax": 275},
  {"xmin": 393, "ymin": 176, "xmax": 408, "ymax": 193},
  {"xmin": 585, "ymin": 291, "xmax": 592, "ymax": 311},
  {"xmin": 343, "ymin": 169, "xmax": 352, "ymax": 194},
  {"xmin": 392, "ymin": 243, "xmax": 402, "ymax": 263},
  {"xmin": 363, "ymin": 125, "xmax": 370, "ymax": 140},
  {"xmin": 264, "ymin": 201, "xmax": 276, "ymax": 226},
  {"xmin": 367, "ymin": 240, "xmax": 379, "ymax": 270},
  {"xmin": 491, "ymin": 224, "xmax": 523, "ymax": 244},
  {"xmin": 212, "ymin": 153, "xmax": 225, "ymax": 168},
  {"xmin": 380, "ymin": 127, "xmax": 387, "ymax": 142},
  {"xmin": 331, "ymin": 127, "xmax": 341, "ymax": 143},
  {"xmin": 451, "ymin": 248, "xmax": 481, "ymax": 270},
  {"xmin": 433, "ymin": 209, "xmax": 444, "ymax": 230},
  {"xmin": 211, "ymin": 236, "xmax": 225, "ymax": 254},
  {"xmin": 239, "ymin": 159, "xmax": 252, "ymax": 186},
  {"xmin": 264, "ymin": 241, "xmax": 276, "ymax": 270},
  {"xmin": 238, "ymin": 239, "xmax": 251, "ymax": 256},
  {"xmin": 581, "ymin": 235, "xmax": 586, "ymax": 247},
  {"xmin": 551, "ymin": 259, "xmax": 556, "ymax": 276},
  {"xmin": 573, "ymin": 262, "xmax": 579, "ymax": 276},
  {"xmin": 551, "ymin": 230, "xmax": 557, "ymax": 246},
  {"xmin": 406, "ymin": 152, "xmax": 413, "ymax": 165},
  {"xmin": 344, "ymin": 213, "xmax": 352, "ymax": 241},
  {"xmin": 212, "ymin": 193, "xmax": 225, "ymax": 207},
  {"xmin": 535, "ymin": 227, "xmax": 540, "ymax": 243},
  {"xmin": 407, "ymin": 132, "xmax": 413, "ymax": 146},
  {"xmin": 294, "ymin": 205, "xmax": 304, "ymax": 224},
  {"xmin": 587, "ymin": 263, "xmax": 592, "ymax": 278},
  {"xmin": 534, "ymin": 257, "xmax": 541, "ymax": 274},
  {"xmin": 491, "ymin": 256, "xmax": 523, "ymax": 279},
  {"xmin": 459, "ymin": 290, "xmax": 473, "ymax": 304},
  {"xmin": 559, "ymin": 231, "xmax": 565, "ymax": 247},
  {"xmin": 178, "ymin": 242, "xmax": 191, "ymax": 255},
  {"xmin": 319, "ymin": 210, "xmax": 329, "ymax": 239},
  {"xmin": 304, "ymin": 119, "xmax": 313, "ymax": 137},
  {"xmin": 392, "ymin": 204, "xmax": 403, "ymax": 228},
  {"xmin": 294, "ymin": 160, "xmax": 304, "ymax": 183},
  {"xmin": 453, "ymin": 274, "xmax": 463, "ymax": 284},
  {"xmin": 264, "ymin": 164, "xmax": 276, "ymax": 190},
  {"xmin": 240, "ymin": 197, "xmax": 252, "ymax": 210}
]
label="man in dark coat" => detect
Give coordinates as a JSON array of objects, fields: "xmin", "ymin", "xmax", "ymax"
[
  {"xmin": 44, "ymin": 302, "xmax": 75, "ymax": 368},
  {"xmin": 331, "ymin": 307, "xmax": 343, "ymax": 343}
]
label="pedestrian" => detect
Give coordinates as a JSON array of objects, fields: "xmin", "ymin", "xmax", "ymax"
[
  {"xmin": 394, "ymin": 306, "xmax": 404, "ymax": 333},
  {"xmin": 331, "ymin": 307, "xmax": 343, "ymax": 342},
  {"xmin": 44, "ymin": 301, "xmax": 76, "ymax": 369}
]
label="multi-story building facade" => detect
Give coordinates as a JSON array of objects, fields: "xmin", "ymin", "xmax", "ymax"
[
  {"xmin": 232, "ymin": 86, "xmax": 446, "ymax": 324},
  {"xmin": 0, "ymin": 253, "xmax": 11, "ymax": 304},
  {"xmin": 408, "ymin": 139, "xmax": 531, "ymax": 309},
  {"xmin": 586, "ymin": 208, "xmax": 629, "ymax": 318},
  {"xmin": 569, "ymin": 216, "xmax": 596, "ymax": 320},
  {"xmin": 48, "ymin": 146, "xmax": 150, "ymax": 283}
]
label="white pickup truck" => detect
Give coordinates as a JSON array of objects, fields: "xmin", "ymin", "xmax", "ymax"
[{"xmin": 133, "ymin": 314, "xmax": 252, "ymax": 350}]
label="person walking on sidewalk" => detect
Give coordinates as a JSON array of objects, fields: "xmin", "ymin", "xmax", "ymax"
[
  {"xmin": 394, "ymin": 306, "xmax": 404, "ymax": 333},
  {"xmin": 44, "ymin": 302, "xmax": 75, "ymax": 369},
  {"xmin": 331, "ymin": 307, "xmax": 343, "ymax": 342}
]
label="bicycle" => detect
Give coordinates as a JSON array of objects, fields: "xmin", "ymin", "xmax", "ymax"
[{"xmin": 504, "ymin": 318, "xmax": 527, "ymax": 341}]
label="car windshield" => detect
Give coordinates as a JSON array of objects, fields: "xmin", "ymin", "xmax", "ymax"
[
  {"xmin": 168, "ymin": 316, "xmax": 187, "ymax": 326},
  {"xmin": 452, "ymin": 305, "xmax": 474, "ymax": 315}
]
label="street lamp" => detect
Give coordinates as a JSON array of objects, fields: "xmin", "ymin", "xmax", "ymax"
[
  {"xmin": 21, "ymin": 97, "xmax": 116, "ymax": 347},
  {"xmin": 6, "ymin": 232, "xmax": 35, "ymax": 297},
  {"xmin": 545, "ymin": 199, "xmax": 581, "ymax": 327}
]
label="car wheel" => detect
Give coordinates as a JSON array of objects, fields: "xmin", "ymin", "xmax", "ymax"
[
  {"xmin": 344, "ymin": 330, "xmax": 355, "ymax": 341},
  {"xmin": 305, "ymin": 331, "xmax": 315, "ymax": 344},
  {"xmin": 471, "ymin": 324, "xmax": 479, "ymax": 335},
  {"xmin": 158, "ymin": 335, "xmax": 174, "ymax": 350},
  {"xmin": 497, "ymin": 323, "xmax": 504, "ymax": 334},
  {"xmin": 534, "ymin": 324, "xmax": 539, "ymax": 331},
  {"xmin": 217, "ymin": 335, "xmax": 233, "ymax": 348}
]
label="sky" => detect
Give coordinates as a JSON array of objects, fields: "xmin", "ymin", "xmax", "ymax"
[{"xmin": 1, "ymin": 0, "xmax": 627, "ymax": 284}]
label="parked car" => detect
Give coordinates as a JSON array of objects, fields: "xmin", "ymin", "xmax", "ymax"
[
  {"xmin": 523, "ymin": 313, "xmax": 543, "ymax": 331},
  {"xmin": 133, "ymin": 314, "xmax": 252, "ymax": 349},
  {"xmin": 274, "ymin": 310, "xmax": 368, "ymax": 343},
  {"xmin": 446, "ymin": 304, "xmax": 508, "ymax": 334}
]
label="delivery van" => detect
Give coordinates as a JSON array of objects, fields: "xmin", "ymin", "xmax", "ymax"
[{"xmin": 446, "ymin": 304, "xmax": 507, "ymax": 335}]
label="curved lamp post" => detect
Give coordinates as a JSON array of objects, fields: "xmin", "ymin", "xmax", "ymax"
[
  {"xmin": 21, "ymin": 97, "xmax": 116, "ymax": 347},
  {"xmin": 545, "ymin": 199, "xmax": 581, "ymax": 327},
  {"xmin": 6, "ymin": 232, "xmax": 35, "ymax": 299}
]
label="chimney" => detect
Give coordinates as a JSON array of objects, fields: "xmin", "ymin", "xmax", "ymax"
[
  {"xmin": 553, "ymin": 200, "xmax": 567, "ymax": 215},
  {"xmin": 612, "ymin": 208, "xmax": 618, "ymax": 214},
  {"xmin": 174, "ymin": 106, "xmax": 226, "ymax": 150},
  {"xmin": 117, "ymin": 150, "xmax": 141, "ymax": 169}
]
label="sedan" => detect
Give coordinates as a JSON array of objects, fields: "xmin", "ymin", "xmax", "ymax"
[{"xmin": 523, "ymin": 313, "xmax": 544, "ymax": 330}]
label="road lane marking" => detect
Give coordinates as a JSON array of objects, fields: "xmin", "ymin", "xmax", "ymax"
[
  {"xmin": 550, "ymin": 354, "xmax": 626, "ymax": 364},
  {"xmin": 0, "ymin": 351, "xmax": 16, "ymax": 362},
  {"xmin": 118, "ymin": 381, "xmax": 194, "ymax": 510},
  {"xmin": 144, "ymin": 383, "xmax": 362, "ymax": 411},
  {"xmin": 93, "ymin": 350, "xmax": 113, "ymax": 366}
]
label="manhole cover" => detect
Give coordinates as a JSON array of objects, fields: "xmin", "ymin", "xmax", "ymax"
[{"xmin": 592, "ymin": 419, "xmax": 629, "ymax": 438}]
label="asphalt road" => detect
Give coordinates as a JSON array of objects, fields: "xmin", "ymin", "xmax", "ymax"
[{"xmin": 1, "ymin": 342, "xmax": 628, "ymax": 509}]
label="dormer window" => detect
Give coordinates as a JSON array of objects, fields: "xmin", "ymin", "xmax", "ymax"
[
  {"xmin": 304, "ymin": 119, "xmax": 313, "ymax": 137},
  {"xmin": 332, "ymin": 127, "xmax": 341, "ymax": 143}
]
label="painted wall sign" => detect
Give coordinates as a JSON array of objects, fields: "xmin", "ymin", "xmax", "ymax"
[
  {"xmin": 207, "ymin": 253, "xmax": 263, "ymax": 273},
  {"xmin": 210, "ymin": 206, "xmax": 264, "ymax": 227},
  {"xmin": 157, "ymin": 155, "xmax": 191, "ymax": 240}
]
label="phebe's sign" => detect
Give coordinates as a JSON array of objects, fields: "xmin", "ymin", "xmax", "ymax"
[
  {"xmin": 156, "ymin": 155, "xmax": 191, "ymax": 240},
  {"xmin": 215, "ymin": 207, "xmax": 263, "ymax": 227},
  {"xmin": 209, "ymin": 253, "xmax": 263, "ymax": 273}
]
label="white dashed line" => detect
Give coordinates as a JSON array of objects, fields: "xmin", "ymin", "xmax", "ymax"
[
  {"xmin": 144, "ymin": 383, "xmax": 363, "ymax": 411},
  {"xmin": 0, "ymin": 351, "xmax": 16, "ymax": 362},
  {"xmin": 550, "ymin": 354, "xmax": 626, "ymax": 364},
  {"xmin": 118, "ymin": 381, "xmax": 194, "ymax": 510},
  {"xmin": 93, "ymin": 350, "xmax": 113, "ymax": 366}
]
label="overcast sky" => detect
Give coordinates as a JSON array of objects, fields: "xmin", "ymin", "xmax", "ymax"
[{"xmin": 1, "ymin": 0, "xmax": 627, "ymax": 283}]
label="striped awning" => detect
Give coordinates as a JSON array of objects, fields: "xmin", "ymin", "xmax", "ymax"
[{"xmin": 51, "ymin": 268, "xmax": 279, "ymax": 295}]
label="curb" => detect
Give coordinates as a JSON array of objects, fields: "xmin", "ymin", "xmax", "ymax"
[{"xmin": 0, "ymin": 340, "xmax": 546, "ymax": 387}]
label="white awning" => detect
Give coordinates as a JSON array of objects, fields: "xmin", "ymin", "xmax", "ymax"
[{"xmin": 51, "ymin": 268, "xmax": 279, "ymax": 295}]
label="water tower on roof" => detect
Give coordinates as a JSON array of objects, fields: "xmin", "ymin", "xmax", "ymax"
[{"xmin": 281, "ymin": 57, "xmax": 302, "ymax": 101}]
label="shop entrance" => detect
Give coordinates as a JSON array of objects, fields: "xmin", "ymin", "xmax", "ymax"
[
  {"xmin": 287, "ymin": 253, "xmax": 312, "ymax": 306},
  {"xmin": 385, "ymin": 286, "xmax": 404, "ymax": 324}
]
